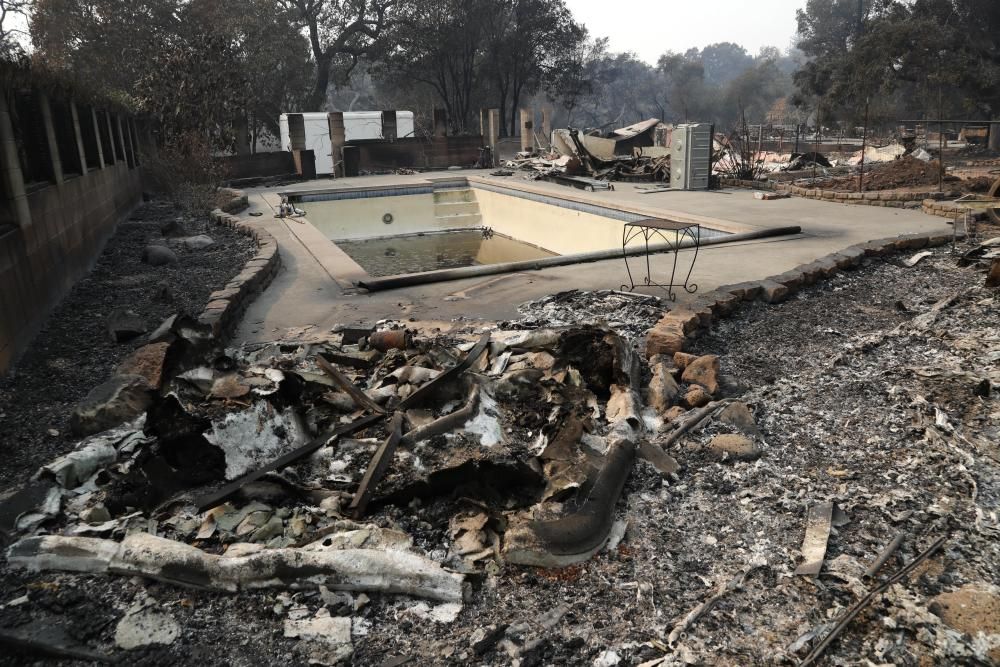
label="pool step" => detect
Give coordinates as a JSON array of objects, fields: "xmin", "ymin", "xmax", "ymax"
[
  {"xmin": 435, "ymin": 212, "xmax": 482, "ymax": 226},
  {"xmin": 433, "ymin": 188, "xmax": 476, "ymax": 204},
  {"xmin": 433, "ymin": 187, "xmax": 482, "ymax": 228},
  {"xmin": 433, "ymin": 201, "xmax": 480, "ymax": 217}
]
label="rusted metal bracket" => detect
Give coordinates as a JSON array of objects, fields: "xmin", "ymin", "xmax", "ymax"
[
  {"xmin": 348, "ymin": 412, "xmax": 403, "ymax": 518},
  {"xmin": 397, "ymin": 331, "xmax": 491, "ymax": 410},
  {"xmin": 348, "ymin": 332, "xmax": 492, "ymax": 518},
  {"xmin": 316, "ymin": 356, "xmax": 386, "ymax": 414}
]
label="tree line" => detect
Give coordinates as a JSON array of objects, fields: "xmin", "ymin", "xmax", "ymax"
[{"xmin": 3, "ymin": 0, "xmax": 997, "ymax": 154}]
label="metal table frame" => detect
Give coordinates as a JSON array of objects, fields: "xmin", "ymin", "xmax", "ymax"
[{"xmin": 620, "ymin": 218, "xmax": 700, "ymax": 301}]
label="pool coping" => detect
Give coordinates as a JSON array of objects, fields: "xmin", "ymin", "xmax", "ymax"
[
  {"xmin": 276, "ymin": 177, "xmax": 759, "ymax": 290},
  {"xmin": 282, "ymin": 176, "xmax": 757, "ymax": 236}
]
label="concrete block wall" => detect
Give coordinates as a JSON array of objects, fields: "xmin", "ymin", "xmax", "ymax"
[
  {"xmin": 720, "ymin": 177, "xmax": 957, "ymax": 210},
  {"xmin": 0, "ymin": 88, "xmax": 145, "ymax": 375}
]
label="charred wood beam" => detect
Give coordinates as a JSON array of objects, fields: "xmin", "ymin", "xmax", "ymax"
[
  {"xmin": 348, "ymin": 412, "xmax": 403, "ymax": 518},
  {"xmin": 193, "ymin": 413, "xmax": 383, "ymax": 512},
  {"xmin": 316, "ymin": 356, "xmax": 385, "ymax": 414}
]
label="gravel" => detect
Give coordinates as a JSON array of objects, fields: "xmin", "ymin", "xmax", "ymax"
[{"xmin": 0, "ymin": 201, "xmax": 256, "ymax": 487}]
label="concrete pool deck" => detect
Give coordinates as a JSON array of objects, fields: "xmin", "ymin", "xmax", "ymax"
[{"xmin": 232, "ymin": 170, "xmax": 953, "ymax": 342}]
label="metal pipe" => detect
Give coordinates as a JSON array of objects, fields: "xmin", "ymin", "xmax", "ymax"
[{"xmin": 358, "ymin": 225, "xmax": 802, "ymax": 291}]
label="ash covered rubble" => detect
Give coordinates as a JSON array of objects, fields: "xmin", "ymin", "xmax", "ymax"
[
  {"xmin": 2, "ymin": 261, "xmax": 998, "ymax": 664},
  {"xmin": 1, "ymin": 289, "xmax": 738, "ymax": 663}
]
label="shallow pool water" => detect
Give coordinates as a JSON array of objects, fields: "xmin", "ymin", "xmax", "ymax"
[{"xmin": 334, "ymin": 229, "xmax": 556, "ymax": 277}]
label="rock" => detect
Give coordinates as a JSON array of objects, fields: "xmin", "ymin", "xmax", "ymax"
[
  {"xmin": 80, "ymin": 504, "xmax": 111, "ymax": 525},
  {"xmin": 142, "ymin": 244, "xmax": 178, "ymax": 266},
  {"xmin": 673, "ymin": 352, "xmax": 698, "ymax": 369},
  {"xmin": 681, "ymin": 354, "xmax": 720, "ymax": 395},
  {"xmin": 107, "ymin": 308, "xmax": 147, "ymax": 343},
  {"xmin": 930, "ymin": 584, "xmax": 1000, "ymax": 664},
  {"xmin": 717, "ymin": 401, "xmax": 761, "ymax": 437},
  {"xmin": 683, "ymin": 386, "xmax": 711, "ymax": 408},
  {"xmin": 319, "ymin": 586, "xmax": 354, "ymax": 615},
  {"xmin": 250, "ymin": 515, "xmax": 284, "ymax": 543},
  {"xmin": 647, "ymin": 359, "xmax": 680, "ymax": 412},
  {"xmin": 354, "ymin": 593, "xmax": 370, "ymax": 612},
  {"xmin": 707, "ymin": 434, "xmax": 761, "ymax": 462},
  {"xmin": 70, "ymin": 374, "xmax": 155, "ymax": 436},
  {"xmin": 645, "ymin": 318, "xmax": 686, "ymax": 358},
  {"xmin": 663, "ymin": 406, "xmax": 686, "ymax": 421},
  {"xmin": 115, "ymin": 605, "xmax": 181, "ymax": 649},
  {"xmin": 930, "ymin": 584, "xmax": 1000, "ymax": 634},
  {"xmin": 115, "ymin": 342, "xmax": 171, "ymax": 389},
  {"xmin": 471, "ymin": 624, "xmax": 509, "ymax": 656},
  {"xmin": 760, "ymin": 279, "xmax": 790, "ymax": 303},
  {"xmin": 147, "ymin": 314, "xmax": 179, "ymax": 344},
  {"xmin": 986, "ymin": 258, "xmax": 1000, "ymax": 288},
  {"xmin": 182, "ymin": 234, "xmax": 215, "ymax": 250},
  {"xmin": 160, "ymin": 217, "xmax": 186, "ymax": 237},
  {"xmin": 638, "ymin": 440, "xmax": 679, "ymax": 476},
  {"xmin": 154, "ymin": 281, "xmax": 174, "ymax": 302},
  {"xmin": 283, "ymin": 608, "xmax": 353, "ymax": 665}
]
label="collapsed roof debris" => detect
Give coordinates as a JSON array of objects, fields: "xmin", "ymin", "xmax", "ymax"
[{"xmin": 507, "ymin": 119, "xmax": 671, "ymax": 184}]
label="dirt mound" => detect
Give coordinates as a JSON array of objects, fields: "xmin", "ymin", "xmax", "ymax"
[
  {"xmin": 863, "ymin": 155, "xmax": 952, "ymax": 190},
  {"xmin": 813, "ymin": 155, "xmax": 964, "ymax": 191}
]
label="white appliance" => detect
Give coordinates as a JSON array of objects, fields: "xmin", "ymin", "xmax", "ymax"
[
  {"xmin": 278, "ymin": 111, "xmax": 416, "ymax": 175},
  {"xmin": 670, "ymin": 123, "xmax": 713, "ymax": 190}
]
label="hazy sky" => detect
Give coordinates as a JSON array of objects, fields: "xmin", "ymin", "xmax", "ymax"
[{"xmin": 563, "ymin": 0, "xmax": 806, "ymax": 64}]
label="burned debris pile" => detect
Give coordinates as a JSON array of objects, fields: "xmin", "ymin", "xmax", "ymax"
[
  {"xmin": 2, "ymin": 249, "xmax": 998, "ymax": 664},
  {"xmin": 506, "ymin": 118, "xmax": 671, "ymax": 186}
]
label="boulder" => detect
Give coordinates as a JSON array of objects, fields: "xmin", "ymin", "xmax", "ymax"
[
  {"xmin": 142, "ymin": 245, "xmax": 178, "ymax": 266},
  {"xmin": 107, "ymin": 308, "xmax": 147, "ymax": 343},
  {"xmin": 70, "ymin": 374, "xmax": 155, "ymax": 436},
  {"xmin": 646, "ymin": 313, "xmax": 685, "ymax": 359},
  {"xmin": 182, "ymin": 234, "xmax": 215, "ymax": 250},
  {"xmin": 159, "ymin": 217, "xmax": 186, "ymax": 237},
  {"xmin": 681, "ymin": 354, "xmax": 720, "ymax": 395},
  {"xmin": 115, "ymin": 342, "xmax": 171, "ymax": 389},
  {"xmin": 663, "ymin": 406, "xmax": 686, "ymax": 422},
  {"xmin": 673, "ymin": 352, "xmax": 698, "ymax": 369},
  {"xmin": 683, "ymin": 385, "xmax": 711, "ymax": 408},
  {"xmin": 929, "ymin": 584, "xmax": 1000, "ymax": 663},
  {"xmin": 760, "ymin": 279, "xmax": 790, "ymax": 304},
  {"xmin": 986, "ymin": 258, "xmax": 1000, "ymax": 288},
  {"xmin": 707, "ymin": 434, "xmax": 761, "ymax": 462},
  {"xmin": 717, "ymin": 401, "xmax": 761, "ymax": 437},
  {"xmin": 647, "ymin": 357, "xmax": 680, "ymax": 412}
]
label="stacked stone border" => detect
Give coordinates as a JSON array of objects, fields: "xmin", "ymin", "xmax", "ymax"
[
  {"xmin": 218, "ymin": 187, "xmax": 250, "ymax": 214},
  {"xmin": 645, "ymin": 231, "xmax": 955, "ymax": 359},
  {"xmin": 71, "ymin": 189, "xmax": 282, "ymax": 434},
  {"xmin": 198, "ymin": 201, "xmax": 280, "ymax": 339},
  {"xmin": 720, "ymin": 177, "xmax": 956, "ymax": 210}
]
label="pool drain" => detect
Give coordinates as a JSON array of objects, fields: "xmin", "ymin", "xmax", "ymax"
[{"xmin": 382, "ymin": 213, "xmax": 394, "ymax": 224}]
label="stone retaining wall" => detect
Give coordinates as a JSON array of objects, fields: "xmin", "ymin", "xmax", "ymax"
[
  {"xmin": 921, "ymin": 198, "xmax": 987, "ymax": 222},
  {"xmin": 217, "ymin": 187, "xmax": 249, "ymax": 214},
  {"xmin": 720, "ymin": 177, "xmax": 954, "ymax": 210},
  {"xmin": 198, "ymin": 202, "xmax": 280, "ymax": 338},
  {"xmin": 645, "ymin": 231, "xmax": 956, "ymax": 359}
]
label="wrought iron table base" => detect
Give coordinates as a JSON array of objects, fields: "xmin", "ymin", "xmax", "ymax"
[{"xmin": 620, "ymin": 221, "xmax": 700, "ymax": 301}]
